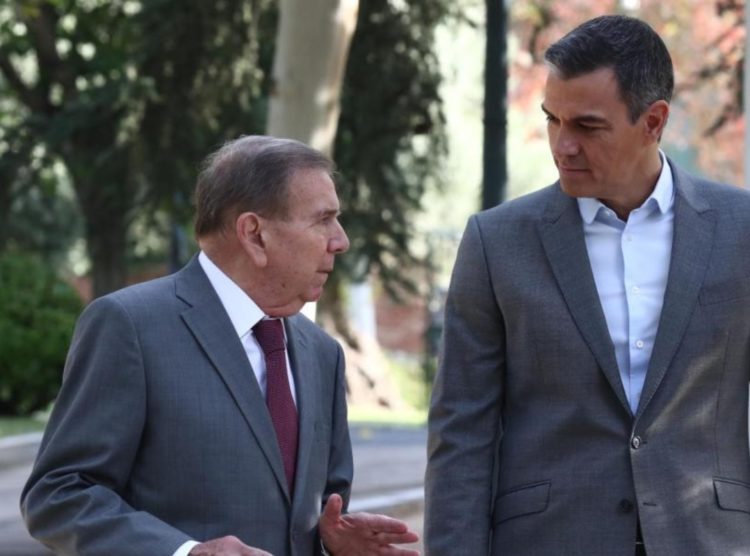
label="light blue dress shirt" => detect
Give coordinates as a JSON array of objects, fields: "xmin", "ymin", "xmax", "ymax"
[{"xmin": 577, "ymin": 153, "xmax": 675, "ymax": 414}]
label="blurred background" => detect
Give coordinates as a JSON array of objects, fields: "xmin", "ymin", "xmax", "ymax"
[
  {"xmin": 1, "ymin": 0, "xmax": 745, "ymax": 426},
  {"xmin": 0, "ymin": 0, "xmax": 746, "ymax": 551}
]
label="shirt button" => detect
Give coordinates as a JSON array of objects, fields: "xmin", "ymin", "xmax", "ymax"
[
  {"xmin": 635, "ymin": 340, "xmax": 645, "ymax": 349},
  {"xmin": 631, "ymin": 436, "xmax": 642, "ymax": 449},
  {"xmin": 631, "ymin": 286, "xmax": 640, "ymax": 294},
  {"xmin": 618, "ymin": 499, "xmax": 634, "ymax": 513}
]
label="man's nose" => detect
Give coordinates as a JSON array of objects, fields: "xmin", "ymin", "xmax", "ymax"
[
  {"xmin": 329, "ymin": 220, "xmax": 350, "ymax": 254},
  {"xmin": 551, "ymin": 127, "xmax": 580, "ymax": 157}
]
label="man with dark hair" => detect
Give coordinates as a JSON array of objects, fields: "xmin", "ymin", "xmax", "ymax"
[
  {"xmin": 425, "ymin": 15, "xmax": 750, "ymax": 556},
  {"xmin": 22, "ymin": 135, "xmax": 419, "ymax": 556}
]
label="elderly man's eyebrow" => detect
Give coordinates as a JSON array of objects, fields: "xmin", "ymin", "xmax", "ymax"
[{"xmin": 317, "ymin": 208, "xmax": 341, "ymax": 218}]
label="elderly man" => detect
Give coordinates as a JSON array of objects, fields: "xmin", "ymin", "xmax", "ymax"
[{"xmin": 22, "ymin": 135, "xmax": 419, "ymax": 556}]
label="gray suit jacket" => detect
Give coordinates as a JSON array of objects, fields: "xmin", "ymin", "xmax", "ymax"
[
  {"xmin": 21, "ymin": 256, "xmax": 352, "ymax": 556},
  {"xmin": 425, "ymin": 161, "xmax": 750, "ymax": 555}
]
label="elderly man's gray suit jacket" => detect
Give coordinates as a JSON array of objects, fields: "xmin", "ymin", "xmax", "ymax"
[
  {"xmin": 21, "ymin": 257, "xmax": 352, "ymax": 556},
  {"xmin": 425, "ymin": 161, "xmax": 750, "ymax": 555}
]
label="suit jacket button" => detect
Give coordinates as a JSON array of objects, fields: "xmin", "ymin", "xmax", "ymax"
[
  {"xmin": 631, "ymin": 436, "xmax": 642, "ymax": 449},
  {"xmin": 618, "ymin": 499, "xmax": 634, "ymax": 513}
]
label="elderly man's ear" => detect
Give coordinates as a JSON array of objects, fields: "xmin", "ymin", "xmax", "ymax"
[{"xmin": 236, "ymin": 212, "xmax": 268, "ymax": 267}]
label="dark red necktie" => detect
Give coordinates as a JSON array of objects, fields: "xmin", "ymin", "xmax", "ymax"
[{"xmin": 253, "ymin": 319, "xmax": 298, "ymax": 493}]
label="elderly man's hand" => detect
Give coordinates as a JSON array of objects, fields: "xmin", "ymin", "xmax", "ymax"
[{"xmin": 319, "ymin": 494, "xmax": 420, "ymax": 555}]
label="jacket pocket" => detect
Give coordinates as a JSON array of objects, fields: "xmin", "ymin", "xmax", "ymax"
[
  {"xmin": 492, "ymin": 480, "xmax": 550, "ymax": 525},
  {"xmin": 714, "ymin": 477, "xmax": 750, "ymax": 513}
]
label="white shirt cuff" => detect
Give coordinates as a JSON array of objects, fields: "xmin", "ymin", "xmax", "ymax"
[{"xmin": 173, "ymin": 540, "xmax": 200, "ymax": 556}]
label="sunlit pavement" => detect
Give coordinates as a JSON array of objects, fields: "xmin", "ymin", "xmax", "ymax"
[
  {"xmin": 349, "ymin": 424, "xmax": 426, "ymax": 553},
  {"xmin": 0, "ymin": 460, "xmax": 51, "ymax": 555}
]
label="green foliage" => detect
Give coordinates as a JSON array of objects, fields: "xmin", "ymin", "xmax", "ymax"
[
  {"xmin": 135, "ymin": 0, "xmax": 277, "ymax": 219},
  {"xmin": 0, "ymin": 253, "xmax": 81, "ymax": 416},
  {"xmin": 334, "ymin": 0, "xmax": 450, "ymax": 294},
  {"xmin": 0, "ymin": 140, "xmax": 80, "ymax": 258},
  {"xmin": 1, "ymin": 0, "xmax": 455, "ymax": 307},
  {"xmin": 0, "ymin": 0, "xmax": 276, "ymax": 295}
]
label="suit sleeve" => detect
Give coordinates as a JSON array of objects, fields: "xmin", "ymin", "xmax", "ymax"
[
  {"xmin": 20, "ymin": 296, "xmax": 192, "ymax": 556},
  {"xmin": 323, "ymin": 342, "xmax": 353, "ymax": 507},
  {"xmin": 425, "ymin": 215, "xmax": 506, "ymax": 555},
  {"xmin": 315, "ymin": 342, "xmax": 353, "ymax": 556}
]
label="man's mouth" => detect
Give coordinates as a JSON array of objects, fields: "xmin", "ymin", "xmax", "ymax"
[{"xmin": 559, "ymin": 165, "xmax": 588, "ymax": 172}]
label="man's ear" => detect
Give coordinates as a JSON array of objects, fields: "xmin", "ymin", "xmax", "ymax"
[
  {"xmin": 236, "ymin": 212, "xmax": 267, "ymax": 267},
  {"xmin": 643, "ymin": 100, "xmax": 669, "ymax": 143}
]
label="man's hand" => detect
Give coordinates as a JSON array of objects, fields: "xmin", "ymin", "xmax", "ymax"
[
  {"xmin": 189, "ymin": 536, "xmax": 273, "ymax": 556},
  {"xmin": 319, "ymin": 494, "xmax": 420, "ymax": 555}
]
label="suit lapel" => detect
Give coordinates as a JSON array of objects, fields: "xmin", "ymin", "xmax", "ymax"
[
  {"xmin": 539, "ymin": 186, "xmax": 631, "ymax": 414},
  {"xmin": 636, "ymin": 166, "xmax": 717, "ymax": 420},
  {"xmin": 285, "ymin": 316, "xmax": 317, "ymax": 512},
  {"xmin": 175, "ymin": 257, "xmax": 291, "ymax": 502}
]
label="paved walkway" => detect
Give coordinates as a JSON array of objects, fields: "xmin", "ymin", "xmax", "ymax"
[{"xmin": 0, "ymin": 434, "xmax": 50, "ymax": 555}]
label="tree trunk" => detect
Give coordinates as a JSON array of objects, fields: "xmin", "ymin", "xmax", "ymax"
[
  {"xmin": 267, "ymin": 0, "xmax": 359, "ymax": 328},
  {"xmin": 267, "ymin": 0, "xmax": 359, "ymax": 156},
  {"xmin": 84, "ymin": 203, "xmax": 129, "ymax": 299},
  {"xmin": 0, "ymin": 174, "xmax": 11, "ymax": 251},
  {"xmin": 65, "ymin": 140, "xmax": 133, "ymax": 299},
  {"xmin": 266, "ymin": 1, "xmax": 400, "ymax": 409},
  {"xmin": 317, "ymin": 272, "xmax": 358, "ymax": 348},
  {"xmin": 0, "ymin": 144, "xmax": 31, "ymax": 252}
]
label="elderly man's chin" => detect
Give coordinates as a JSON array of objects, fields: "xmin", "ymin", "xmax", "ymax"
[{"xmin": 305, "ymin": 286, "xmax": 325, "ymax": 303}]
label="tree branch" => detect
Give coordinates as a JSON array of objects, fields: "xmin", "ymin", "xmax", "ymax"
[
  {"xmin": 22, "ymin": 2, "xmax": 60, "ymax": 73},
  {"xmin": 0, "ymin": 49, "xmax": 48, "ymax": 112},
  {"xmin": 17, "ymin": 1, "xmax": 76, "ymax": 104}
]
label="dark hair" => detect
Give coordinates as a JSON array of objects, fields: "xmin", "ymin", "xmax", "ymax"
[
  {"xmin": 194, "ymin": 135, "xmax": 333, "ymax": 237},
  {"xmin": 544, "ymin": 15, "xmax": 674, "ymax": 122}
]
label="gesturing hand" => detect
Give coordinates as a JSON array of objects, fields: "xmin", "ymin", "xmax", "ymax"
[
  {"xmin": 189, "ymin": 535, "xmax": 273, "ymax": 556},
  {"xmin": 319, "ymin": 494, "xmax": 420, "ymax": 555}
]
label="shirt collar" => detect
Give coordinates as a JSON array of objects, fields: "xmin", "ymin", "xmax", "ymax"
[
  {"xmin": 577, "ymin": 150, "xmax": 674, "ymax": 224},
  {"xmin": 198, "ymin": 251, "xmax": 265, "ymax": 338}
]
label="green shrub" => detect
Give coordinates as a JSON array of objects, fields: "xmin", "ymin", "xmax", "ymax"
[{"xmin": 0, "ymin": 253, "xmax": 82, "ymax": 416}]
